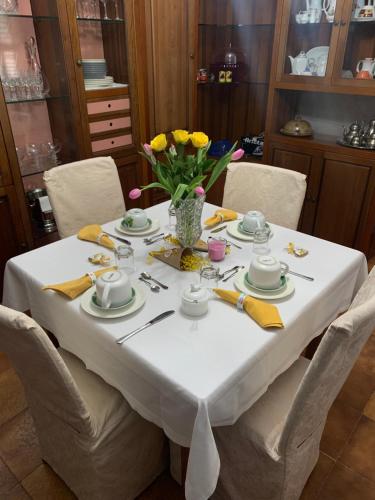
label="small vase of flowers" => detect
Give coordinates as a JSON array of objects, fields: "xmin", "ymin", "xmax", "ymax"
[{"xmin": 129, "ymin": 130, "xmax": 244, "ymax": 247}]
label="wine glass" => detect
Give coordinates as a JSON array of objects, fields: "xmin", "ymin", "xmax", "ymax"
[
  {"xmin": 100, "ymin": 0, "xmax": 109, "ymax": 19},
  {"xmin": 113, "ymin": 0, "xmax": 120, "ymax": 20}
]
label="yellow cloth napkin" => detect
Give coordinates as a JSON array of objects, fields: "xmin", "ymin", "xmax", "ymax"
[
  {"xmin": 213, "ymin": 289, "xmax": 284, "ymax": 329},
  {"xmin": 43, "ymin": 267, "xmax": 116, "ymax": 300},
  {"xmin": 78, "ymin": 224, "xmax": 115, "ymax": 250},
  {"xmin": 204, "ymin": 209, "xmax": 237, "ymax": 227}
]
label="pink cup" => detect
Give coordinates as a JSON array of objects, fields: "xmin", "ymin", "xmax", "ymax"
[{"xmin": 208, "ymin": 237, "xmax": 227, "ymax": 261}]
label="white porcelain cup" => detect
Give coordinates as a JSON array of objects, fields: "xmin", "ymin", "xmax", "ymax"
[
  {"xmin": 96, "ymin": 270, "xmax": 132, "ymax": 308},
  {"xmin": 248, "ymin": 255, "xmax": 288, "ymax": 290},
  {"xmin": 124, "ymin": 208, "xmax": 148, "ymax": 228},
  {"xmin": 242, "ymin": 210, "xmax": 266, "ymax": 233}
]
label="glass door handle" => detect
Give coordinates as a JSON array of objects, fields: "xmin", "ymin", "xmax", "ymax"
[
  {"xmin": 77, "ymin": 59, "xmax": 82, "ymax": 66},
  {"xmin": 340, "ymin": 21, "xmax": 347, "ymax": 26}
]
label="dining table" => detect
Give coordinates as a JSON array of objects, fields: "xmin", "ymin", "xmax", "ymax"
[{"xmin": 3, "ymin": 200, "xmax": 368, "ymax": 500}]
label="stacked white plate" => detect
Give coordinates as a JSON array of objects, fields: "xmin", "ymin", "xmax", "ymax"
[
  {"xmin": 82, "ymin": 59, "xmax": 107, "ymax": 80},
  {"xmin": 85, "ymin": 76, "xmax": 114, "ymax": 89}
]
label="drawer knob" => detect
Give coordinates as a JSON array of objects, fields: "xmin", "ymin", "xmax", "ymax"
[
  {"xmin": 109, "ymin": 122, "xmax": 113, "ymax": 126},
  {"xmin": 111, "ymin": 140, "xmax": 115, "ymax": 144},
  {"xmin": 108, "ymin": 104, "xmax": 111, "ymax": 108}
]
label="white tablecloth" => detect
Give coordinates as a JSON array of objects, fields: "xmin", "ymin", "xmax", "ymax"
[{"xmin": 3, "ymin": 201, "xmax": 367, "ymax": 500}]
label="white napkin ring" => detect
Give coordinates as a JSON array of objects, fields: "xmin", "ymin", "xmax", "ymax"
[
  {"xmin": 237, "ymin": 293, "xmax": 246, "ymax": 311},
  {"xmin": 87, "ymin": 272, "xmax": 97, "ymax": 285},
  {"xmin": 96, "ymin": 232, "xmax": 105, "ymax": 243}
]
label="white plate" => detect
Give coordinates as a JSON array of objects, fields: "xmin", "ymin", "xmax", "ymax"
[
  {"xmin": 81, "ymin": 284, "xmax": 145, "ymax": 319},
  {"xmin": 244, "ymin": 273, "xmax": 287, "ymax": 293},
  {"xmin": 306, "ymin": 46, "xmax": 329, "ymax": 74},
  {"xmin": 234, "ymin": 270, "xmax": 295, "ymax": 300},
  {"xmin": 116, "ymin": 218, "xmax": 160, "ymax": 236},
  {"xmin": 226, "ymin": 220, "xmax": 273, "ymax": 241}
]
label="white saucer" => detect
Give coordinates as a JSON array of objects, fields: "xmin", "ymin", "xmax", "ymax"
[
  {"xmin": 91, "ymin": 288, "xmax": 136, "ymax": 311},
  {"xmin": 81, "ymin": 284, "xmax": 145, "ymax": 318},
  {"xmin": 234, "ymin": 270, "xmax": 294, "ymax": 300},
  {"xmin": 116, "ymin": 218, "xmax": 160, "ymax": 236},
  {"xmin": 227, "ymin": 220, "xmax": 273, "ymax": 241},
  {"xmin": 244, "ymin": 273, "xmax": 287, "ymax": 293}
]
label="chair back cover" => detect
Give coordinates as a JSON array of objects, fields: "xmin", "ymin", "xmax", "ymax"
[
  {"xmin": 279, "ymin": 267, "xmax": 375, "ymax": 454},
  {"xmin": 223, "ymin": 162, "xmax": 307, "ymax": 229},
  {"xmin": 0, "ymin": 305, "xmax": 91, "ymax": 435},
  {"xmin": 44, "ymin": 156, "xmax": 125, "ymax": 238}
]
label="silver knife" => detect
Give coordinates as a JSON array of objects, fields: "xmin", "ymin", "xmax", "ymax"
[
  {"xmin": 103, "ymin": 231, "xmax": 132, "ymax": 246},
  {"xmin": 210, "ymin": 225, "xmax": 227, "ymax": 233},
  {"xmin": 116, "ymin": 310, "xmax": 175, "ymax": 344}
]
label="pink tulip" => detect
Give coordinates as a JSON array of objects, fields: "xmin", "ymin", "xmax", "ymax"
[
  {"xmin": 129, "ymin": 188, "xmax": 142, "ymax": 200},
  {"xmin": 143, "ymin": 143, "xmax": 153, "ymax": 155},
  {"xmin": 195, "ymin": 186, "xmax": 205, "ymax": 196},
  {"xmin": 231, "ymin": 148, "xmax": 245, "ymax": 161}
]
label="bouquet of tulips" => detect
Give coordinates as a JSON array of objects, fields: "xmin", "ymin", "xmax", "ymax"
[{"xmin": 129, "ymin": 130, "xmax": 244, "ymax": 206}]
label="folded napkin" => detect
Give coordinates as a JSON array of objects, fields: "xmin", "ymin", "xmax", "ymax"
[
  {"xmin": 78, "ymin": 224, "xmax": 115, "ymax": 250},
  {"xmin": 204, "ymin": 209, "xmax": 237, "ymax": 227},
  {"xmin": 213, "ymin": 289, "xmax": 284, "ymax": 329},
  {"xmin": 43, "ymin": 267, "xmax": 116, "ymax": 300}
]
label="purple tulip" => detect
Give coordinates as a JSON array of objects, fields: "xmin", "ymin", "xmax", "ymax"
[
  {"xmin": 129, "ymin": 188, "xmax": 142, "ymax": 200},
  {"xmin": 231, "ymin": 148, "xmax": 245, "ymax": 161},
  {"xmin": 195, "ymin": 186, "xmax": 205, "ymax": 196},
  {"xmin": 143, "ymin": 143, "xmax": 153, "ymax": 155}
]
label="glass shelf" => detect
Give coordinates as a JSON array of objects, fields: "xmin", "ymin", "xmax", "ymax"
[
  {"xmin": 5, "ymin": 95, "xmax": 68, "ymax": 105},
  {"xmin": 76, "ymin": 17, "xmax": 124, "ymax": 23},
  {"xmin": 197, "ymin": 81, "xmax": 269, "ymax": 86},
  {"xmin": 198, "ymin": 23, "xmax": 274, "ymax": 28},
  {"xmin": 0, "ymin": 13, "xmax": 58, "ymax": 20}
]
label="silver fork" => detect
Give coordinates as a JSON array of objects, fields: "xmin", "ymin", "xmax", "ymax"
[{"xmin": 143, "ymin": 233, "xmax": 164, "ymax": 244}]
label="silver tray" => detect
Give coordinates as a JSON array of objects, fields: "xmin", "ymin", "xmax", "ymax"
[{"xmin": 337, "ymin": 139, "xmax": 375, "ymax": 151}]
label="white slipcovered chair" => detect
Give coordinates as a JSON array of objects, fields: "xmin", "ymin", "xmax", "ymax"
[
  {"xmin": 43, "ymin": 156, "xmax": 125, "ymax": 238},
  {"xmin": 222, "ymin": 162, "xmax": 307, "ymax": 229},
  {"xmin": 0, "ymin": 305, "xmax": 167, "ymax": 500},
  {"xmin": 212, "ymin": 267, "xmax": 375, "ymax": 500}
]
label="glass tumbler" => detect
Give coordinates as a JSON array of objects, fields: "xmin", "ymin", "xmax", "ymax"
[
  {"xmin": 199, "ymin": 265, "xmax": 220, "ymax": 289},
  {"xmin": 115, "ymin": 245, "xmax": 135, "ymax": 273},
  {"xmin": 253, "ymin": 226, "xmax": 271, "ymax": 255},
  {"xmin": 208, "ymin": 237, "xmax": 227, "ymax": 262}
]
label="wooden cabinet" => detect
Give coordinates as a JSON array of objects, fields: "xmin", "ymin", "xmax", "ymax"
[
  {"xmin": 0, "ymin": 186, "xmax": 28, "ymax": 300},
  {"xmin": 269, "ymin": 137, "xmax": 375, "ymax": 251}
]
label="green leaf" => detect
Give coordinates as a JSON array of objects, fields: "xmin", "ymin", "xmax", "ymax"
[
  {"xmin": 140, "ymin": 182, "xmax": 172, "ymax": 196},
  {"xmin": 172, "ymin": 183, "xmax": 188, "ymax": 205}
]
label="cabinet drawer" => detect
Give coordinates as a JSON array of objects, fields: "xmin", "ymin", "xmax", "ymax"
[
  {"xmin": 89, "ymin": 116, "xmax": 131, "ymax": 134},
  {"xmin": 87, "ymin": 98, "xmax": 130, "ymax": 115},
  {"xmin": 91, "ymin": 134, "xmax": 132, "ymax": 153}
]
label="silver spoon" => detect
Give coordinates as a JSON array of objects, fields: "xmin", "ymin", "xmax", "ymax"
[
  {"xmin": 138, "ymin": 277, "xmax": 160, "ymax": 292},
  {"xmin": 140, "ymin": 272, "xmax": 168, "ymax": 289}
]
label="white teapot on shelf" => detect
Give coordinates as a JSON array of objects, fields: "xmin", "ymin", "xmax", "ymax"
[
  {"xmin": 323, "ymin": 0, "xmax": 336, "ymax": 21},
  {"xmin": 289, "ymin": 51, "xmax": 308, "ymax": 75},
  {"xmin": 356, "ymin": 58, "xmax": 375, "ymax": 78}
]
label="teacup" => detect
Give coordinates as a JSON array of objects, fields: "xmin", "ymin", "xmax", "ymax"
[
  {"xmin": 124, "ymin": 208, "xmax": 148, "ymax": 229},
  {"xmin": 95, "ymin": 270, "xmax": 132, "ymax": 308},
  {"xmin": 248, "ymin": 255, "xmax": 289, "ymax": 290},
  {"xmin": 242, "ymin": 210, "xmax": 266, "ymax": 233}
]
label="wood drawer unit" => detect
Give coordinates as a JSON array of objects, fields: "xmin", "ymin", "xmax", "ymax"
[
  {"xmin": 89, "ymin": 116, "xmax": 131, "ymax": 134},
  {"xmin": 87, "ymin": 97, "xmax": 130, "ymax": 116},
  {"xmin": 91, "ymin": 134, "xmax": 133, "ymax": 153}
]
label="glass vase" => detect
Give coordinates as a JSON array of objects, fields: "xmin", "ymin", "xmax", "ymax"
[{"xmin": 175, "ymin": 196, "xmax": 205, "ymax": 248}]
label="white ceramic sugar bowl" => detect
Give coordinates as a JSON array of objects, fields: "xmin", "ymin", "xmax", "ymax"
[{"xmin": 181, "ymin": 284, "xmax": 210, "ymax": 317}]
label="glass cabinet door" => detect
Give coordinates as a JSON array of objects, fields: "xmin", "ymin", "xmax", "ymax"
[
  {"xmin": 0, "ymin": 0, "xmax": 81, "ymax": 238},
  {"xmin": 74, "ymin": 0, "xmax": 129, "ymax": 91},
  {"xmin": 333, "ymin": 0, "xmax": 375, "ymax": 88},
  {"xmin": 277, "ymin": 0, "xmax": 342, "ymax": 83}
]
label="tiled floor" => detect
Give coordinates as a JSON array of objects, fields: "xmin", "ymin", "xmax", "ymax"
[{"xmin": 1, "ymin": 299, "xmax": 375, "ymax": 498}]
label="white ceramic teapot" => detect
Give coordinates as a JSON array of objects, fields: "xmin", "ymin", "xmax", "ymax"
[
  {"xmin": 96, "ymin": 270, "xmax": 132, "ymax": 308},
  {"xmin": 181, "ymin": 284, "xmax": 210, "ymax": 317},
  {"xmin": 356, "ymin": 58, "xmax": 375, "ymax": 78},
  {"xmin": 289, "ymin": 52, "xmax": 308, "ymax": 75}
]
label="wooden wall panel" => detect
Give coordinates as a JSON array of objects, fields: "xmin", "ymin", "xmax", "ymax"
[{"xmin": 147, "ymin": 0, "xmax": 191, "ymax": 134}]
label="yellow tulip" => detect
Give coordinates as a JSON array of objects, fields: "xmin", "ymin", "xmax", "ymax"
[
  {"xmin": 150, "ymin": 133, "xmax": 168, "ymax": 152},
  {"xmin": 172, "ymin": 129, "xmax": 190, "ymax": 144},
  {"xmin": 189, "ymin": 132, "xmax": 209, "ymax": 148}
]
